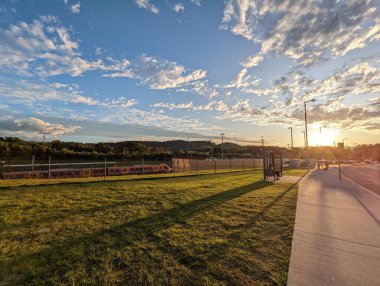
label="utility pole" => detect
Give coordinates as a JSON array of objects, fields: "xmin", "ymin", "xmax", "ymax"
[
  {"xmin": 304, "ymin": 99, "xmax": 316, "ymax": 150},
  {"xmin": 261, "ymin": 136, "xmax": 265, "ymax": 147},
  {"xmin": 288, "ymin": 127, "xmax": 293, "ymax": 149},
  {"xmin": 304, "ymin": 99, "xmax": 316, "ymax": 165},
  {"xmin": 302, "ymin": 131, "xmax": 306, "ymax": 149},
  {"xmin": 220, "ymin": 133, "xmax": 224, "ymax": 159},
  {"xmin": 43, "ymin": 132, "xmax": 46, "ymax": 146},
  {"xmin": 288, "ymin": 127, "xmax": 293, "ymax": 158}
]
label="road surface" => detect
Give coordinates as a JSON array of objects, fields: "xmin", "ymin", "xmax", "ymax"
[
  {"xmin": 342, "ymin": 163, "xmax": 380, "ymax": 195},
  {"xmin": 288, "ymin": 167, "xmax": 380, "ymax": 286}
]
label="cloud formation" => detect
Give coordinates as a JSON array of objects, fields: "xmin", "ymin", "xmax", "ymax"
[
  {"xmin": 134, "ymin": 0, "xmax": 159, "ymax": 14},
  {"xmin": 173, "ymin": 3, "xmax": 185, "ymax": 13},
  {"xmin": 0, "ymin": 16, "xmax": 100, "ymax": 76},
  {"xmin": 0, "ymin": 16, "xmax": 206, "ymax": 92},
  {"xmin": 104, "ymin": 54, "xmax": 207, "ymax": 90},
  {"xmin": 70, "ymin": 3, "xmax": 80, "ymax": 14},
  {"xmin": 0, "ymin": 117, "xmax": 82, "ymax": 138},
  {"xmin": 222, "ymin": 0, "xmax": 379, "ymax": 66}
]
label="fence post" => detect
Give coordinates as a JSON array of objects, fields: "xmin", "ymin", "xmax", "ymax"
[
  {"xmin": 142, "ymin": 158, "xmax": 145, "ymax": 176},
  {"xmin": 32, "ymin": 155, "xmax": 35, "ymax": 173},
  {"xmin": 243, "ymin": 159, "xmax": 245, "ymax": 170},
  {"xmin": 196, "ymin": 159, "xmax": 199, "ymax": 175},
  {"xmin": 104, "ymin": 157, "xmax": 107, "ymax": 181},
  {"xmin": 48, "ymin": 156, "xmax": 51, "ymax": 179},
  {"xmin": 229, "ymin": 159, "xmax": 231, "ymax": 172},
  {"xmin": 214, "ymin": 160, "xmax": 216, "ymax": 174},
  {"xmin": 253, "ymin": 158, "xmax": 256, "ymax": 171}
]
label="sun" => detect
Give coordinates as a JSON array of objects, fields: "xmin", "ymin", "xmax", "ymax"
[{"xmin": 309, "ymin": 126, "xmax": 340, "ymax": 147}]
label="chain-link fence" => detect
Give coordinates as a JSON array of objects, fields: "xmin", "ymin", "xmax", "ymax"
[
  {"xmin": 0, "ymin": 156, "xmax": 263, "ymax": 183},
  {"xmin": 172, "ymin": 158, "xmax": 263, "ymax": 174}
]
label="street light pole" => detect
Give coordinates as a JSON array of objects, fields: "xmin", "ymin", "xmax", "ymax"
[
  {"xmin": 288, "ymin": 127, "xmax": 293, "ymax": 159},
  {"xmin": 288, "ymin": 127, "xmax": 293, "ymax": 149},
  {"xmin": 304, "ymin": 99, "xmax": 315, "ymax": 150},
  {"xmin": 302, "ymin": 131, "xmax": 306, "ymax": 149},
  {"xmin": 304, "ymin": 99, "xmax": 316, "ymax": 165}
]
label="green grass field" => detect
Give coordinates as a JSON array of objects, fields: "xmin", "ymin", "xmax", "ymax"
[{"xmin": 0, "ymin": 170, "xmax": 301, "ymax": 285}]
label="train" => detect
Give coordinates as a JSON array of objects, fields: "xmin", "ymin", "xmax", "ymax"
[{"xmin": 1, "ymin": 164, "xmax": 171, "ymax": 180}]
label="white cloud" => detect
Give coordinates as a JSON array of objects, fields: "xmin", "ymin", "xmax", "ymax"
[
  {"xmin": 221, "ymin": 0, "xmax": 257, "ymax": 41},
  {"xmin": 0, "ymin": 78, "xmax": 144, "ymax": 111},
  {"xmin": 13, "ymin": 117, "xmax": 81, "ymax": 137},
  {"xmin": 152, "ymin": 100, "xmax": 229, "ymax": 112},
  {"xmin": 0, "ymin": 17, "xmax": 137, "ymax": 77},
  {"xmin": 0, "ymin": 79, "xmax": 98, "ymax": 105},
  {"xmin": 70, "ymin": 3, "xmax": 80, "ymax": 14},
  {"xmin": 173, "ymin": 3, "xmax": 185, "ymax": 13},
  {"xmin": 0, "ymin": 17, "xmax": 207, "ymax": 92},
  {"xmin": 134, "ymin": 0, "xmax": 159, "ymax": 14},
  {"xmin": 190, "ymin": 0, "xmax": 201, "ymax": 7},
  {"xmin": 98, "ymin": 97, "xmax": 139, "ymax": 108},
  {"xmin": 221, "ymin": 0, "xmax": 380, "ymax": 66},
  {"xmin": 95, "ymin": 47, "xmax": 103, "ymax": 55},
  {"xmin": 225, "ymin": 68, "xmax": 261, "ymax": 89},
  {"xmin": 0, "ymin": 17, "xmax": 86, "ymax": 76},
  {"xmin": 104, "ymin": 54, "xmax": 207, "ymax": 90},
  {"xmin": 241, "ymin": 54, "xmax": 263, "ymax": 68}
]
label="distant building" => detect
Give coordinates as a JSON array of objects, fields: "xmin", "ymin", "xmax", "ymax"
[{"xmin": 337, "ymin": 142, "xmax": 344, "ymax": 149}]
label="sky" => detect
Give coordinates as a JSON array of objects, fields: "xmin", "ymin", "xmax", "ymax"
[{"xmin": 0, "ymin": 0, "xmax": 379, "ymax": 147}]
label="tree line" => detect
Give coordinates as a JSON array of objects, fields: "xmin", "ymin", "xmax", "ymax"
[{"xmin": 0, "ymin": 137, "xmax": 378, "ymax": 161}]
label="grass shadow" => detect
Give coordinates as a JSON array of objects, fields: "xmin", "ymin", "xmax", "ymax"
[
  {"xmin": 0, "ymin": 169, "xmax": 259, "ymax": 191},
  {"xmin": 1, "ymin": 173, "xmax": 255, "ymax": 231},
  {"xmin": 2, "ymin": 180, "xmax": 272, "ymax": 283}
]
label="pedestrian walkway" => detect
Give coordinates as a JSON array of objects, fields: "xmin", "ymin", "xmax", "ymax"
[{"xmin": 288, "ymin": 167, "xmax": 380, "ymax": 286}]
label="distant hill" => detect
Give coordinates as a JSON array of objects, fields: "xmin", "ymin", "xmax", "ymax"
[
  {"xmin": 2, "ymin": 137, "xmax": 376, "ymax": 161},
  {"xmin": 0, "ymin": 137, "xmax": 280, "ymax": 159}
]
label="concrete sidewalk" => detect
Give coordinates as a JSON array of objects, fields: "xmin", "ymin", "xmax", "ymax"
[{"xmin": 288, "ymin": 167, "xmax": 380, "ymax": 286}]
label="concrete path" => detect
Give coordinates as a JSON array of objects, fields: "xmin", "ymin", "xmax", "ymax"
[
  {"xmin": 266, "ymin": 175, "xmax": 302, "ymax": 184},
  {"xmin": 288, "ymin": 167, "xmax": 380, "ymax": 286}
]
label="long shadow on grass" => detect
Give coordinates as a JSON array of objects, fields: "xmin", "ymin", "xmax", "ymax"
[
  {"xmin": 3, "ymin": 180, "xmax": 272, "ymax": 283},
  {"xmin": 2, "ymin": 173, "xmax": 254, "ymax": 232},
  {"xmin": 156, "ymin": 179, "xmax": 300, "ymax": 284},
  {"xmin": 0, "ymin": 169, "xmax": 259, "ymax": 191}
]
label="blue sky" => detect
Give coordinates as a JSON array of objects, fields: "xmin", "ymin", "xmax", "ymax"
[{"xmin": 0, "ymin": 0, "xmax": 379, "ymax": 146}]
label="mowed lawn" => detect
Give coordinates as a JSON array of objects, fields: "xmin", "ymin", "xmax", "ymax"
[{"xmin": 0, "ymin": 170, "xmax": 300, "ymax": 285}]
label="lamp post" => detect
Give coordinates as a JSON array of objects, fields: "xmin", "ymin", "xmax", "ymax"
[
  {"xmin": 220, "ymin": 133, "xmax": 224, "ymax": 160},
  {"xmin": 301, "ymin": 131, "xmax": 306, "ymax": 149},
  {"xmin": 304, "ymin": 99, "xmax": 316, "ymax": 150},
  {"xmin": 304, "ymin": 99, "xmax": 316, "ymax": 166},
  {"xmin": 288, "ymin": 127, "xmax": 293, "ymax": 149},
  {"xmin": 288, "ymin": 127, "xmax": 293, "ymax": 158}
]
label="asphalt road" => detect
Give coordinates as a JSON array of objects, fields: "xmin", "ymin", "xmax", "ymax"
[
  {"xmin": 288, "ymin": 167, "xmax": 380, "ymax": 286},
  {"xmin": 342, "ymin": 163, "xmax": 380, "ymax": 195}
]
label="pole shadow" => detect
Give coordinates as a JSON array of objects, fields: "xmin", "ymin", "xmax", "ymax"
[{"xmin": 3, "ymin": 180, "xmax": 273, "ymax": 283}]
